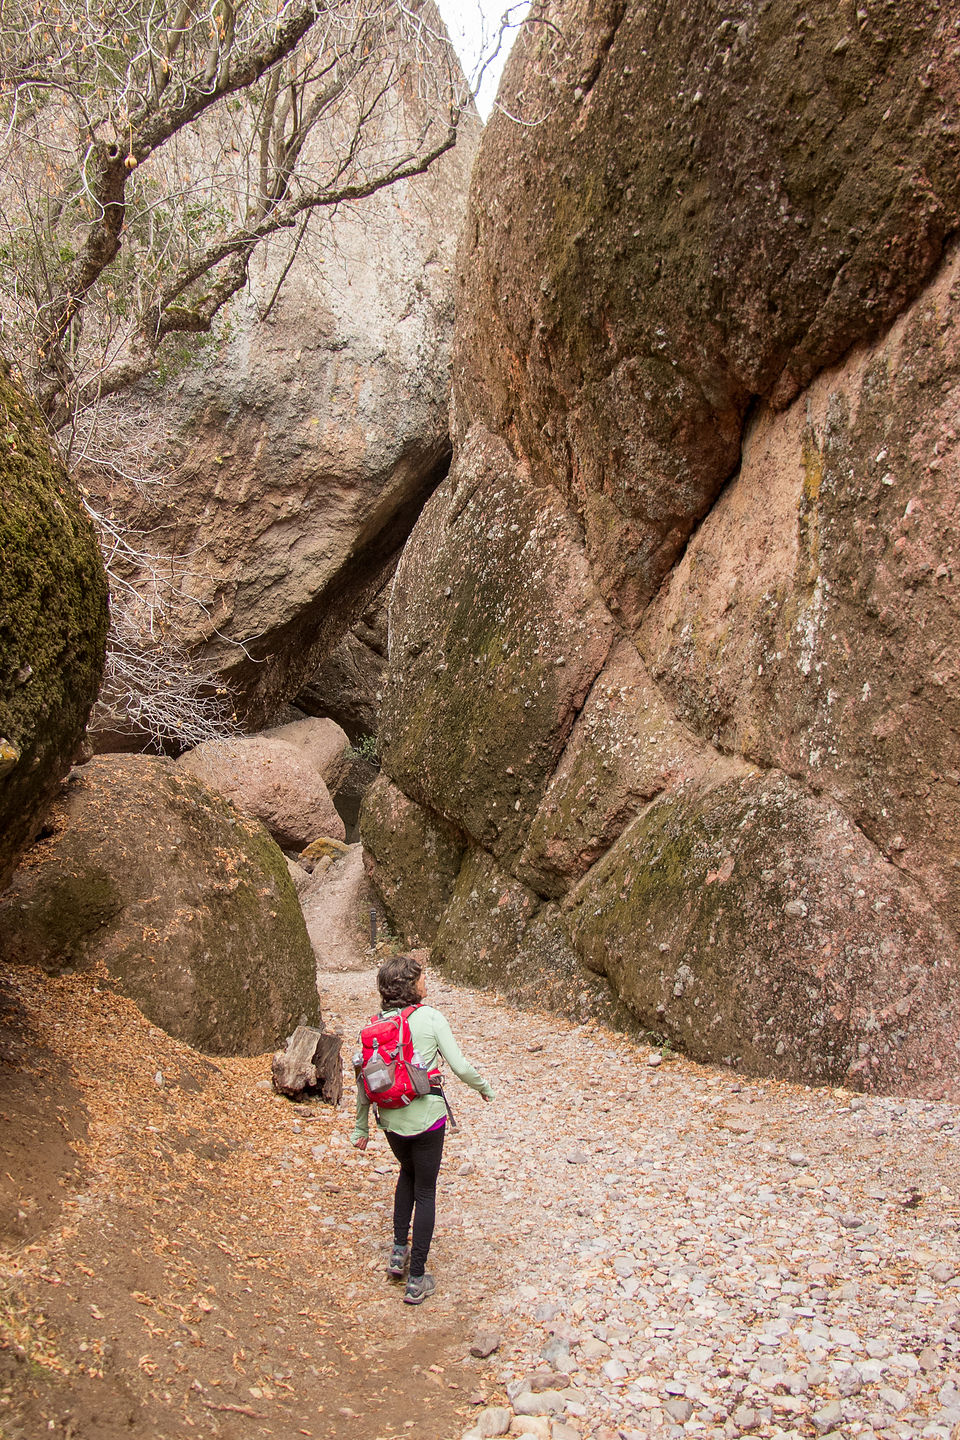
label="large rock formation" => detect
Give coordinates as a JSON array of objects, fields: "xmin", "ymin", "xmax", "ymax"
[
  {"xmin": 363, "ymin": 0, "xmax": 960, "ymax": 1096},
  {"xmin": 177, "ymin": 728, "xmax": 347, "ymax": 850},
  {"xmin": 85, "ymin": 54, "xmax": 480, "ymax": 740},
  {"xmin": 0, "ymin": 364, "xmax": 107, "ymax": 890},
  {"xmin": 0, "ymin": 756, "xmax": 320, "ymax": 1054}
]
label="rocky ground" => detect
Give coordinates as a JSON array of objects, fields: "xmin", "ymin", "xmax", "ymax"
[
  {"xmin": 322, "ymin": 965, "xmax": 960, "ymax": 1440},
  {"xmin": 2, "ymin": 848, "xmax": 960, "ymax": 1440}
]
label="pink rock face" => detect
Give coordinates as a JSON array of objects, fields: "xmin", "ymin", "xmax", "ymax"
[
  {"xmin": 361, "ymin": 0, "xmax": 960, "ymax": 1095},
  {"xmin": 453, "ymin": 0, "xmax": 960, "ymax": 625},
  {"xmin": 176, "ymin": 737, "xmax": 345, "ymax": 851},
  {"xmin": 640, "ymin": 246, "xmax": 960, "ymax": 934}
]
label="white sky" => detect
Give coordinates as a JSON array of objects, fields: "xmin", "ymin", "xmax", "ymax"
[{"xmin": 433, "ymin": 0, "xmax": 530, "ymax": 119}]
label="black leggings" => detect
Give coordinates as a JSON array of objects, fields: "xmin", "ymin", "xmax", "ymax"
[{"xmin": 385, "ymin": 1124, "xmax": 445, "ymax": 1277}]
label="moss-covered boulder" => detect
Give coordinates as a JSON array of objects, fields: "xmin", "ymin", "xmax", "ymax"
[
  {"xmin": 0, "ymin": 366, "xmax": 107, "ymax": 890},
  {"xmin": 382, "ymin": 425, "xmax": 614, "ymax": 859},
  {"xmin": 359, "ymin": 775, "xmax": 465, "ymax": 946},
  {"xmin": 0, "ymin": 756, "xmax": 321, "ymax": 1054},
  {"xmin": 565, "ymin": 771, "xmax": 960, "ymax": 1096}
]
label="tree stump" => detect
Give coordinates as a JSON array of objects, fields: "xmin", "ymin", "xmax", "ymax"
[{"xmin": 272, "ymin": 1025, "xmax": 343, "ymax": 1105}]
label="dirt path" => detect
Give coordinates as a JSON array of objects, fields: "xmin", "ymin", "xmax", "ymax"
[{"xmin": 3, "ymin": 848, "xmax": 960, "ymax": 1440}]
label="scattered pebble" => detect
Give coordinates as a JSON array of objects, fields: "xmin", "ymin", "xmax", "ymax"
[{"xmin": 471, "ymin": 1329, "xmax": 502, "ymax": 1359}]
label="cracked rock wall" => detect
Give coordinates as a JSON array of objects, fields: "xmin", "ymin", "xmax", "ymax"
[{"xmin": 362, "ymin": 0, "xmax": 960, "ymax": 1097}]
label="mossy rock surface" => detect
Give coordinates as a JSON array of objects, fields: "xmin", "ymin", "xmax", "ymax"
[
  {"xmin": 0, "ymin": 756, "xmax": 321, "ymax": 1055},
  {"xmin": 455, "ymin": 0, "xmax": 960, "ymax": 624},
  {"xmin": 565, "ymin": 770, "xmax": 960, "ymax": 1096},
  {"xmin": 382, "ymin": 425, "xmax": 614, "ymax": 859},
  {"xmin": 359, "ymin": 774, "xmax": 465, "ymax": 946},
  {"xmin": 0, "ymin": 367, "xmax": 107, "ymax": 889},
  {"xmin": 432, "ymin": 846, "xmax": 634, "ymax": 1031}
]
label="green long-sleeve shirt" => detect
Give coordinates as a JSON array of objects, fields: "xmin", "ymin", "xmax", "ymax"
[{"xmin": 351, "ymin": 1004, "xmax": 494, "ymax": 1140}]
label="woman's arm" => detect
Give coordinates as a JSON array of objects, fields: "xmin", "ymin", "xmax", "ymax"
[{"xmin": 350, "ymin": 1080, "xmax": 372, "ymax": 1148}]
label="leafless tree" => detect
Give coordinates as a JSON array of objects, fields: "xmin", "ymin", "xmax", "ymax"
[
  {"xmin": 0, "ymin": 0, "xmax": 468, "ymax": 435},
  {"xmin": 0, "ymin": 0, "xmax": 472, "ymax": 747}
]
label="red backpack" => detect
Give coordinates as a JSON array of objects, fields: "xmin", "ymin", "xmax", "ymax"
[{"xmin": 353, "ymin": 1005, "xmax": 438, "ymax": 1109}]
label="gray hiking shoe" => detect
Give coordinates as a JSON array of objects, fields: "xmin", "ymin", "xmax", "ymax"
[
  {"xmin": 386, "ymin": 1243, "xmax": 409, "ymax": 1279},
  {"xmin": 403, "ymin": 1272, "xmax": 435, "ymax": 1305}
]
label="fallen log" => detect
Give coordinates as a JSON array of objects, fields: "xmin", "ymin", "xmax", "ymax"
[{"xmin": 272, "ymin": 1025, "xmax": 343, "ymax": 1105}]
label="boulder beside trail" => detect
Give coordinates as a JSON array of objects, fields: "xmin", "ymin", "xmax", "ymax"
[
  {"xmin": 260, "ymin": 715, "xmax": 351, "ymax": 787},
  {"xmin": 0, "ymin": 755, "xmax": 321, "ymax": 1055},
  {"xmin": 176, "ymin": 735, "xmax": 345, "ymax": 851},
  {"xmin": 565, "ymin": 771, "xmax": 960, "ymax": 1093},
  {"xmin": 0, "ymin": 365, "xmax": 107, "ymax": 889}
]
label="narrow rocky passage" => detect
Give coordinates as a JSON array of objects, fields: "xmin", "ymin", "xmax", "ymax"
[
  {"xmin": 3, "ymin": 935, "xmax": 960, "ymax": 1440},
  {"xmin": 321, "ymin": 960, "xmax": 960, "ymax": 1440}
]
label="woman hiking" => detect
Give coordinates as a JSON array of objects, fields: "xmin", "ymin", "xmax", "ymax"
[{"xmin": 351, "ymin": 954, "xmax": 494, "ymax": 1305}]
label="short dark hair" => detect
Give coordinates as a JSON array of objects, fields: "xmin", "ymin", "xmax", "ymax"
[{"xmin": 377, "ymin": 954, "xmax": 423, "ymax": 1010}]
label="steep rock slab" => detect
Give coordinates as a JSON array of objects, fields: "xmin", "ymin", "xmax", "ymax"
[
  {"xmin": 0, "ymin": 756, "xmax": 320, "ymax": 1054},
  {"xmin": 640, "ymin": 243, "xmax": 960, "ymax": 934},
  {"xmin": 176, "ymin": 735, "xmax": 345, "ymax": 851},
  {"xmin": 565, "ymin": 771, "xmax": 960, "ymax": 1097},
  {"xmin": 0, "ymin": 367, "xmax": 107, "ymax": 890},
  {"xmin": 360, "ymin": 775, "xmax": 466, "ymax": 947},
  {"xmin": 454, "ymin": 0, "xmax": 960, "ymax": 624},
  {"xmin": 516, "ymin": 638, "xmax": 738, "ymax": 898},
  {"xmin": 369, "ymin": 0, "xmax": 960, "ymax": 1092},
  {"xmin": 381, "ymin": 425, "xmax": 615, "ymax": 859},
  {"xmin": 86, "ymin": 110, "xmax": 479, "ymax": 733}
]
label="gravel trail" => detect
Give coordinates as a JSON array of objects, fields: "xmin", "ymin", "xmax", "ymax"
[{"xmin": 320, "ymin": 961, "xmax": 960, "ymax": 1440}]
